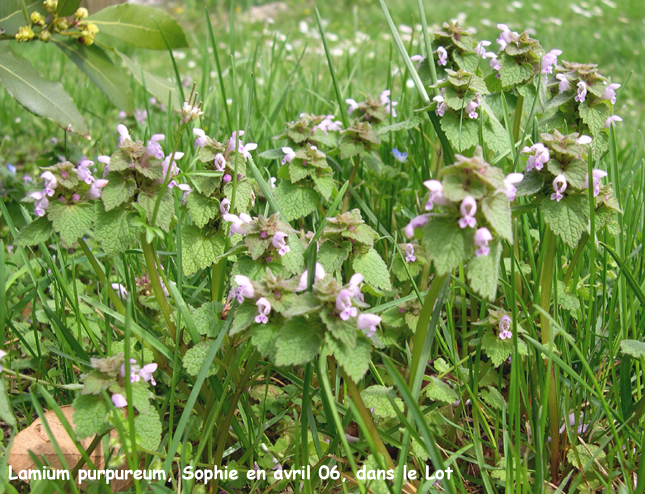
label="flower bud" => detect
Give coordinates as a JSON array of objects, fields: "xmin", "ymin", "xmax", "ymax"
[
  {"xmin": 74, "ymin": 7, "xmax": 89, "ymax": 19},
  {"xmin": 38, "ymin": 30, "xmax": 51, "ymax": 42},
  {"xmin": 15, "ymin": 26, "xmax": 35, "ymax": 42},
  {"xmin": 30, "ymin": 12, "xmax": 45, "ymax": 27},
  {"xmin": 79, "ymin": 35, "xmax": 94, "ymax": 46},
  {"xmin": 53, "ymin": 17, "xmax": 68, "ymax": 32},
  {"xmin": 43, "ymin": 0, "xmax": 58, "ymax": 13}
]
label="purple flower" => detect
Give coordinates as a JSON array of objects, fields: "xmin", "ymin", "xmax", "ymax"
[
  {"xmin": 605, "ymin": 115, "xmax": 623, "ymax": 128},
  {"xmin": 405, "ymin": 243, "xmax": 416, "ymax": 263},
  {"xmin": 346, "ymin": 98, "xmax": 359, "ymax": 114},
  {"xmin": 295, "ymin": 263, "xmax": 326, "ymax": 291},
  {"xmin": 423, "ymin": 180, "xmax": 447, "ymax": 210},
  {"xmin": 560, "ymin": 412, "xmax": 589, "ymax": 435},
  {"xmin": 161, "ymin": 152, "xmax": 183, "ymax": 180},
  {"xmin": 410, "ymin": 54, "xmax": 424, "ymax": 69},
  {"xmin": 357, "ymin": 313, "xmax": 381, "ymax": 337},
  {"xmin": 220, "ymin": 198, "xmax": 231, "ymax": 215},
  {"xmin": 193, "ymin": 128, "xmax": 209, "ymax": 148},
  {"xmin": 521, "ymin": 143, "xmax": 550, "ymax": 172},
  {"xmin": 465, "ymin": 94, "xmax": 480, "ymax": 119},
  {"xmin": 226, "ymin": 130, "xmax": 257, "ymax": 160},
  {"xmin": 7, "ymin": 163, "xmax": 16, "ymax": 174},
  {"xmin": 255, "ymin": 297, "xmax": 271, "ymax": 324},
  {"xmin": 223, "ymin": 174, "xmax": 232, "ymax": 183},
  {"xmin": 232, "ymin": 275, "xmax": 255, "ymax": 303},
  {"xmin": 380, "ymin": 89, "xmax": 397, "ymax": 117},
  {"xmin": 496, "ymin": 24, "xmax": 517, "ymax": 48},
  {"xmin": 30, "ymin": 191, "xmax": 49, "ymax": 216},
  {"xmin": 474, "ymin": 40, "xmax": 492, "ymax": 58},
  {"xmin": 336, "ymin": 289, "xmax": 357, "ymax": 321},
  {"xmin": 77, "ymin": 160, "xmax": 94, "ymax": 184},
  {"xmin": 542, "ymin": 49, "xmax": 562, "ymax": 74},
  {"xmin": 87, "ymin": 179, "xmax": 108, "ymax": 200},
  {"xmin": 556, "ymin": 74, "xmax": 571, "ymax": 93},
  {"xmin": 405, "ymin": 214, "xmax": 430, "ymax": 238},
  {"xmin": 281, "ymin": 147, "xmax": 296, "ymax": 165},
  {"xmin": 316, "ymin": 115, "xmax": 342, "ymax": 134},
  {"xmin": 458, "ymin": 196, "xmax": 477, "ymax": 229},
  {"xmin": 474, "ymin": 227, "xmax": 493, "ymax": 257},
  {"xmin": 498, "ymin": 315, "xmax": 512, "ymax": 340},
  {"xmin": 551, "ymin": 174, "xmax": 567, "ymax": 202},
  {"xmin": 436, "ymin": 46, "xmax": 448, "ymax": 66},
  {"xmin": 602, "ymin": 83, "xmax": 621, "ymax": 104},
  {"xmin": 433, "ymin": 95, "xmax": 448, "ymax": 117},
  {"xmin": 223, "ymin": 212, "xmax": 252, "ymax": 235},
  {"xmin": 489, "ymin": 56, "xmax": 501, "ymax": 72},
  {"xmin": 41, "ymin": 171, "xmax": 57, "ymax": 196},
  {"xmin": 139, "ymin": 363, "xmax": 157, "ymax": 385},
  {"xmin": 577, "ymin": 135, "xmax": 593, "ymax": 145},
  {"xmin": 120, "ymin": 359, "xmax": 140, "ymax": 383},
  {"xmin": 574, "ymin": 81, "xmax": 587, "ymax": 103},
  {"xmin": 503, "ymin": 173, "xmax": 524, "ymax": 201},
  {"xmin": 392, "ymin": 148, "xmax": 408, "ymax": 162},
  {"xmin": 272, "ymin": 231, "xmax": 290, "ymax": 256},
  {"xmin": 145, "ymin": 134, "xmax": 165, "ymax": 160},
  {"xmin": 349, "ymin": 273, "xmax": 364, "ymax": 301},
  {"xmin": 111, "ymin": 283, "xmax": 128, "ymax": 300},
  {"xmin": 117, "ymin": 124, "xmax": 130, "ymax": 146},
  {"xmin": 583, "ymin": 169, "xmax": 607, "ymax": 197},
  {"xmin": 111, "ymin": 393, "xmax": 127, "ymax": 408}
]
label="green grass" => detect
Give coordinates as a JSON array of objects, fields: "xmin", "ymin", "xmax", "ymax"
[{"xmin": 1, "ymin": 0, "xmax": 645, "ymax": 493}]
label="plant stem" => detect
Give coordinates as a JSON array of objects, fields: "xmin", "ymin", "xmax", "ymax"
[
  {"xmin": 563, "ymin": 232, "xmax": 589, "ymax": 287},
  {"xmin": 513, "ymin": 95, "xmax": 524, "ymax": 144},
  {"xmin": 139, "ymin": 233, "xmax": 176, "ymax": 341},
  {"xmin": 78, "ymin": 238, "xmax": 125, "ymax": 315},
  {"xmin": 342, "ymin": 371, "xmax": 395, "ymax": 469},
  {"xmin": 341, "ymin": 157, "xmax": 360, "ymax": 213},
  {"xmin": 211, "ymin": 261, "xmax": 224, "ymax": 302},
  {"xmin": 538, "ymin": 226, "xmax": 560, "ymax": 481}
]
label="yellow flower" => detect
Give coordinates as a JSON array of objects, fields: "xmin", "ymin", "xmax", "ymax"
[
  {"xmin": 30, "ymin": 11, "xmax": 45, "ymax": 26},
  {"xmin": 15, "ymin": 26, "xmax": 35, "ymax": 42}
]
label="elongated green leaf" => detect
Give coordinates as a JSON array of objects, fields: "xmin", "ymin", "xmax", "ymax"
[
  {"xmin": 52, "ymin": 39, "xmax": 133, "ymax": 112},
  {"xmin": 0, "ymin": 1, "xmax": 42, "ymax": 36},
  {"xmin": 116, "ymin": 50, "xmax": 180, "ymax": 109},
  {"xmin": 57, "ymin": 0, "xmax": 81, "ymax": 16},
  {"xmin": 0, "ymin": 47, "xmax": 88, "ymax": 136},
  {"xmin": 89, "ymin": 4, "xmax": 188, "ymax": 50}
]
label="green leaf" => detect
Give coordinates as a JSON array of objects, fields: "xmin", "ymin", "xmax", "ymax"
[
  {"xmin": 352, "ymin": 248, "xmax": 392, "ymax": 291},
  {"xmin": 442, "ymin": 172, "xmax": 487, "ymax": 201},
  {"xmin": 0, "ymin": 379, "xmax": 17, "ymax": 427},
  {"xmin": 89, "ymin": 4, "xmax": 188, "ymax": 50},
  {"xmin": 223, "ymin": 179, "xmax": 253, "ymax": 213},
  {"xmin": 317, "ymin": 241, "xmax": 352, "ymax": 274},
  {"xmin": 499, "ymin": 54, "xmax": 534, "ymax": 87},
  {"xmin": 283, "ymin": 293, "xmax": 322, "ymax": 318},
  {"xmin": 326, "ymin": 334, "xmax": 371, "ymax": 382},
  {"xmin": 72, "ymin": 394, "xmax": 110, "ymax": 439},
  {"xmin": 425, "ymin": 376, "xmax": 458, "ymax": 404},
  {"xmin": 134, "ymin": 408, "xmax": 162, "ymax": 450},
  {"xmin": 181, "ymin": 226, "xmax": 225, "ymax": 276},
  {"xmin": 541, "ymin": 194, "xmax": 589, "ymax": 248},
  {"xmin": 0, "ymin": 1, "xmax": 43, "ymax": 36},
  {"xmin": 376, "ymin": 116, "xmax": 422, "ymax": 136},
  {"xmin": 137, "ymin": 187, "xmax": 174, "ymax": 232},
  {"xmin": 481, "ymin": 386, "xmax": 506, "ymax": 410},
  {"xmin": 424, "ymin": 216, "xmax": 472, "ymax": 276},
  {"xmin": 547, "ymin": 159, "xmax": 587, "ymax": 189},
  {"xmin": 481, "ymin": 333, "xmax": 512, "ymax": 367},
  {"xmin": 14, "ymin": 217, "xmax": 53, "ymax": 247},
  {"xmin": 57, "ymin": 0, "xmax": 81, "ymax": 16},
  {"xmin": 567, "ymin": 444, "xmax": 606, "ymax": 470},
  {"xmin": 192, "ymin": 302, "xmax": 224, "ymax": 337},
  {"xmin": 183, "ymin": 341, "xmax": 219, "ymax": 377},
  {"xmin": 579, "ymin": 102, "xmax": 611, "ymax": 137},
  {"xmin": 312, "ymin": 172, "xmax": 334, "ymax": 201},
  {"xmin": 81, "ymin": 370, "xmax": 115, "ymax": 395},
  {"xmin": 229, "ymin": 303, "xmax": 258, "ymax": 336},
  {"xmin": 186, "ymin": 192, "xmax": 218, "ymax": 228},
  {"xmin": 47, "ymin": 201, "xmax": 96, "ymax": 244},
  {"xmin": 467, "ymin": 240, "xmax": 502, "ymax": 301},
  {"xmin": 95, "ymin": 206, "xmax": 139, "ymax": 255},
  {"xmin": 274, "ymin": 182, "xmax": 318, "ymax": 221},
  {"xmin": 620, "ymin": 340, "xmax": 645, "ymax": 359},
  {"xmin": 274, "ymin": 317, "xmax": 322, "ymax": 366},
  {"xmin": 482, "ymin": 193, "xmax": 513, "ymax": 242},
  {"xmin": 102, "ymin": 173, "xmax": 137, "ymax": 210},
  {"xmin": 289, "ymin": 161, "xmax": 313, "ymax": 183},
  {"xmin": 250, "ymin": 323, "xmax": 279, "ymax": 359},
  {"xmin": 0, "ymin": 47, "xmax": 88, "ymax": 136},
  {"xmin": 360, "ymin": 385, "xmax": 404, "ymax": 420},
  {"xmin": 482, "ymin": 118, "xmax": 510, "ymax": 155},
  {"xmin": 440, "ymin": 112, "xmax": 479, "ymax": 152},
  {"xmin": 117, "ymin": 50, "xmax": 181, "ymax": 110},
  {"xmin": 280, "ymin": 234, "xmax": 305, "ymax": 276},
  {"xmin": 52, "ymin": 39, "xmax": 133, "ymax": 112},
  {"xmin": 321, "ymin": 310, "xmax": 357, "ymax": 348},
  {"xmin": 515, "ymin": 170, "xmax": 544, "ymax": 196}
]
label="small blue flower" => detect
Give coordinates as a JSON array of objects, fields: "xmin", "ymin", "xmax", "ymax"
[
  {"xmin": 392, "ymin": 148, "xmax": 408, "ymax": 163},
  {"xmin": 7, "ymin": 163, "xmax": 16, "ymax": 174}
]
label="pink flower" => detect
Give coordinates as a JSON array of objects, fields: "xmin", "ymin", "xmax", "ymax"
[
  {"xmin": 233, "ymin": 275, "xmax": 255, "ymax": 303},
  {"xmin": 255, "ymin": 297, "xmax": 271, "ymax": 324},
  {"xmin": 281, "ymin": 147, "xmax": 296, "ymax": 165},
  {"xmin": 489, "ymin": 57, "xmax": 501, "ymax": 72},
  {"xmin": 226, "ymin": 130, "xmax": 257, "ymax": 160},
  {"xmin": 40, "ymin": 171, "xmax": 57, "ymax": 196},
  {"xmin": 577, "ymin": 135, "xmax": 593, "ymax": 145},
  {"xmin": 551, "ymin": 174, "xmax": 567, "ymax": 202},
  {"xmin": 357, "ymin": 313, "xmax": 381, "ymax": 337},
  {"xmin": 220, "ymin": 198, "xmax": 231, "ymax": 215},
  {"xmin": 77, "ymin": 160, "xmax": 94, "ymax": 184},
  {"xmin": 161, "ymin": 152, "xmax": 183, "ymax": 180},
  {"xmin": 111, "ymin": 283, "xmax": 128, "ymax": 299},
  {"xmin": 423, "ymin": 180, "xmax": 446, "ymax": 210},
  {"xmin": 193, "ymin": 128, "xmax": 209, "ymax": 148},
  {"xmin": 295, "ymin": 263, "xmax": 326, "ymax": 291},
  {"xmin": 522, "ymin": 143, "xmax": 550, "ymax": 172},
  {"xmin": 498, "ymin": 315, "xmax": 512, "ymax": 340},
  {"xmin": 316, "ymin": 115, "xmax": 342, "ymax": 134},
  {"xmin": 574, "ymin": 81, "xmax": 587, "ymax": 103},
  {"xmin": 474, "ymin": 40, "xmax": 492, "ymax": 58},
  {"xmin": 433, "ymin": 95, "xmax": 448, "ymax": 117},
  {"xmin": 583, "ymin": 169, "xmax": 607, "ymax": 197},
  {"xmin": 87, "ymin": 179, "xmax": 108, "ymax": 200},
  {"xmin": 410, "ymin": 54, "xmax": 424, "ymax": 69},
  {"xmin": 272, "ymin": 231, "xmax": 290, "ymax": 256},
  {"xmin": 436, "ymin": 46, "xmax": 448, "ymax": 66},
  {"xmin": 458, "ymin": 196, "xmax": 477, "ymax": 229},
  {"xmin": 605, "ymin": 115, "xmax": 623, "ymax": 128},
  {"xmin": 336, "ymin": 289, "xmax": 357, "ymax": 320},
  {"xmin": 496, "ymin": 23, "xmax": 517, "ymax": 48},
  {"xmin": 503, "ymin": 173, "xmax": 524, "ymax": 201},
  {"xmin": 30, "ymin": 191, "xmax": 49, "ymax": 216},
  {"xmin": 542, "ymin": 49, "xmax": 562, "ymax": 74},
  {"xmin": 348, "ymin": 273, "xmax": 364, "ymax": 301},
  {"xmin": 405, "ymin": 214, "xmax": 430, "ymax": 238},
  {"xmin": 466, "ymin": 94, "xmax": 480, "ymax": 119},
  {"xmin": 405, "ymin": 243, "xmax": 416, "ymax": 263},
  {"xmin": 474, "ymin": 227, "xmax": 493, "ymax": 257},
  {"xmin": 556, "ymin": 74, "xmax": 571, "ymax": 93},
  {"xmin": 346, "ymin": 98, "xmax": 359, "ymax": 114},
  {"xmin": 139, "ymin": 363, "xmax": 157, "ymax": 385},
  {"xmin": 223, "ymin": 213, "xmax": 252, "ymax": 235},
  {"xmin": 146, "ymin": 134, "xmax": 165, "ymax": 159},
  {"xmin": 380, "ymin": 89, "xmax": 397, "ymax": 117},
  {"xmin": 120, "ymin": 359, "xmax": 140, "ymax": 383},
  {"xmin": 112, "ymin": 393, "xmax": 127, "ymax": 408},
  {"xmin": 117, "ymin": 124, "xmax": 130, "ymax": 146},
  {"xmin": 602, "ymin": 83, "xmax": 621, "ymax": 104}
]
